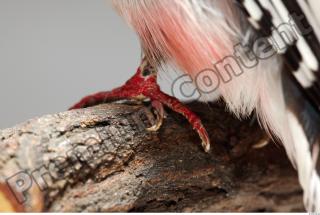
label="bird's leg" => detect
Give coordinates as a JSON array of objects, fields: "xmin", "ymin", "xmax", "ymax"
[{"xmin": 70, "ymin": 58, "xmax": 211, "ymax": 152}]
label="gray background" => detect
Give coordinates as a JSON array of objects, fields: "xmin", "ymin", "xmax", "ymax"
[
  {"xmin": 0, "ymin": 0, "xmax": 194, "ymax": 129},
  {"xmin": 0, "ymin": 0, "xmax": 143, "ymax": 128}
]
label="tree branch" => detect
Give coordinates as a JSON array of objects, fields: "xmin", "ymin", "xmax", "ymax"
[{"xmin": 0, "ymin": 102, "xmax": 304, "ymax": 212}]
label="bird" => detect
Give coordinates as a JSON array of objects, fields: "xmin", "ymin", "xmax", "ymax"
[{"xmin": 71, "ymin": 0, "xmax": 320, "ymax": 211}]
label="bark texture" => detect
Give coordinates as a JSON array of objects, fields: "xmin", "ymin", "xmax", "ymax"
[{"xmin": 0, "ymin": 102, "xmax": 304, "ymax": 212}]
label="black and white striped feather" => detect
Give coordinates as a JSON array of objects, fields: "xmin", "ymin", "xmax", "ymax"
[{"xmin": 239, "ymin": 0, "xmax": 320, "ymax": 211}]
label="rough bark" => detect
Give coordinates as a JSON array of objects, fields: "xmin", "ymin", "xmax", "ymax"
[{"xmin": 0, "ymin": 102, "xmax": 304, "ymax": 212}]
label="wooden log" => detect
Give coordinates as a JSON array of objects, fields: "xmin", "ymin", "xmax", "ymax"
[{"xmin": 0, "ymin": 102, "xmax": 304, "ymax": 212}]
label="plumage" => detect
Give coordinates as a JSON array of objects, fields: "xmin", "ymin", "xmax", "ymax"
[{"xmin": 111, "ymin": 0, "xmax": 320, "ymax": 211}]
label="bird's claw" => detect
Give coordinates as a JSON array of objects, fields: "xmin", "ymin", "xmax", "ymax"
[
  {"xmin": 70, "ymin": 58, "xmax": 211, "ymax": 152},
  {"xmin": 147, "ymin": 101, "xmax": 164, "ymax": 132}
]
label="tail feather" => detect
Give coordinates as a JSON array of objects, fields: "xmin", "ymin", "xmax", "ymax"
[{"xmin": 283, "ymin": 70, "xmax": 320, "ymax": 211}]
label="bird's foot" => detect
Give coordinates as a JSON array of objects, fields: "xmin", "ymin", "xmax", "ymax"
[{"xmin": 70, "ymin": 58, "xmax": 211, "ymax": 152}]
